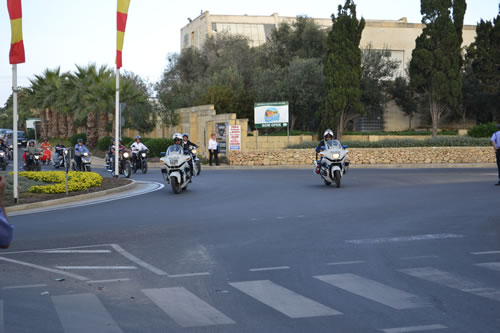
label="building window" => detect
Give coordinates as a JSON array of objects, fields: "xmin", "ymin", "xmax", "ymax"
[
  {"xmin": 184, "ymin": 34, "xmax": 188, "ymax": 46},
  {"xmin": 212, "ymin": 23, "xmax": 217, "ymax": 32}
]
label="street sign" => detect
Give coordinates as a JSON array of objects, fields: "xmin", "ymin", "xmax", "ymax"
[
  {"xmin": 254, "ymin": 102, "xmax": 289, "ymax": 128},
  {"xmin": 228, "ymin": 125, "xmax": 241, "ymax": 151}
]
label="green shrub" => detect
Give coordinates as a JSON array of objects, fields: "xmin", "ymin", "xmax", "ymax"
[
  {"xmin": 468, "ymin": 122, "xmax": 498, "ymax": 138},
  {"xmin": 70, "ymin": 133, "xmax": 87, "ymax": 146},
  {"xmin": 97, "ymin": 136, "xmax": 113, "ymax": 151},
  {"xmin": 287, "ymin": 137, "xmax": 490, "ymax": 149},
  {"xmin": 343, "ymin": 130, "xmax": 458, "ymax": 136},
  {"xmin": 121, "ymin": 136, "xmax": 133, "ymax": 147}
]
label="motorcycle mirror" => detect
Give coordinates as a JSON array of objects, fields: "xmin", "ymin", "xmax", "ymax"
[
  {"xmin": 343, "ymin": 145, "xmax": 348, "ymax": 149},
  {"xmin": 160, "ymin": 152, "xmax": 166, "ymax": 157}
]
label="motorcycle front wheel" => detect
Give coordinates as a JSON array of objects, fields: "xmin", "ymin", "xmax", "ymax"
[
  {"xmin": 85, "ymin": 164, "xmax": 91, "ymax": 172},
  {"xmin": 141, "ymin": 160, "xmax": 148, "ymax": 174},
  {"xmin": 170, "ymin": 177, "xmax": 182, "ymax": 194},
  {"xmin": 196, "ymin": 161, "xmax": 201, "ymax": 176},
  {"xmin": 334, "ymin": 170, "xmax": 341, "ymax": 188},
  {"xmin": 124, "ymin": 161, "xmax": 131, "ymax": 178}
]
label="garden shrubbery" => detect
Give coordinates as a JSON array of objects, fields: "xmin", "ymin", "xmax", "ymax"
[
  {"xmin": 18, "ymin": 171, "xmax": 103, "ymax": 194},
  {"xmin": 96, "ymin": 136, "xmax": 174, "ymax": 157},
  {"xmin": 70, "ymin": 133, "xmax": 87, "ymax": 146},
  {"xmin": 468, "ymin": 122, "xmax": 498, "ymax": 138}
]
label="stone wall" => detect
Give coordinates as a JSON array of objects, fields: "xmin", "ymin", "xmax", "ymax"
[{"xmin": 229, "ymin": 147, "xmax": 495, "ymax": 166}]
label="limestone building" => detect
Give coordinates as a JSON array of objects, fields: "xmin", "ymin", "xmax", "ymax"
[{"xmin": 181, "ymin": 11, "xmax": 478, "ymax": 131}]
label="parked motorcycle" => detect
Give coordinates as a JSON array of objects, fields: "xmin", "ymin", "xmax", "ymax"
[
  {"xmin": 24, "ymin": 152, "xmax": 42, "ymax": 171},
  {"xmin": 314, "ymin": 140, "xmax": 349, "ymax": 188},
  {"xmin": 110, "ymin": 148, "xmax": 131, "ymax": 178},
  {"xmin": 132, "ymin": 149, "xmax": 148, "ymax": 174},
  {"xmin": 0, "ymin": 150, "xmax": 8, "ymax": 171},
  {"xmin": 160, "ymin": 144, "xmax": 192, "ymax": 194}
]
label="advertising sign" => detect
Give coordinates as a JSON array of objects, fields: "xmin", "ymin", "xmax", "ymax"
[
  {"xmin": 254, "ymin": 102, "xmax": 289, "ymax": 128},
  {"xmin": 228, "ymin": 125, "xmax": 241, "ymax": 151},
  {"xmin": 215, "ymin": 122, "xmax": 227, "ymax": 153}
]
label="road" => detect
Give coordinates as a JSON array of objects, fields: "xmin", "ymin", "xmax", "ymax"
[{"xmin": 1, "ymin": 165, "xmax": 500, "ymax": 332}]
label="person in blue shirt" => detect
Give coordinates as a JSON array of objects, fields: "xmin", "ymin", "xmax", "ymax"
[
  {"xmin": 74, "ymin": 138, "xmax": 89, "ymax": 171},
  {"xmin": 491, "ymin": 124, "xmax": 500, "ymax": 186},
  {"xmin": 0, "ymin": 176, "xmax": 14, "ymax": 249}
]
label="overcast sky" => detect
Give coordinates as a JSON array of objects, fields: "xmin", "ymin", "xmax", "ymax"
[{"xmin": 0, "ymin": 0, "xmax": 498, "ymax": 105}]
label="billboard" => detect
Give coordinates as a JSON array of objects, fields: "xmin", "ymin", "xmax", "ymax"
[
  {"xmin": 228, "ymin": 125, "xmax": 241, "ymax": 151},
  {"xmin": 254, "ymin": 102, "xmax": 289, "ymax": 128}
]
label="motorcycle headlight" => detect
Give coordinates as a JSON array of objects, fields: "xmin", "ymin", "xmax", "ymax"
[
  {"xmin": 141, "ymin": 153, "xmax": 146, "ymax": 158},
  {"xmin": 332, "ymin": 153, "xmax": 340, "ymax": 159},
  {"xmin": 64, "ymin": 150, "xmax": 68, "ymax": 155},
  {"xmin": 83, "ymin": 152, "xmax": 88, "ymax": 157},
  {"xmin": 191, "ymin": 149, "xmax": 197, "ymax": 154},
  {"xmin": 0, "ymin": 152, "xmax": 4, "ymax": 157},
  {"xmin": 123, "ymin": 152, "xmax": 130, "ymax": 158},
  {"xmin": 34, "ymin": 155, "xmax": 39, "ymax": 159},
  {"xmin": 9, "ymin": 145, "xmax": 12, "ymax": 149}
]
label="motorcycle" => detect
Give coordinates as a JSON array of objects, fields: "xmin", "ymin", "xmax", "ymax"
[
  {"xmin": 132, "ymin": 149, "xmax": 148, "ymax": 174},
  {"xmin": 73, "ymin": 152, "xmax": 92, "ymax": 172},
  {"xmin": 53, "ymin": 148, "xmax": 69, "ymax": 170},
  {"xmin": 314, "ymin": 140, "xmax": 349, "ymax": 188},
  {"xmin": 160, "ymin": 144, "xmax": 192, "ymax": 194},
  {"xmin": 110, "ymin": 148, "xmax": 131, "ymax": 178},
  {"xmin": 7, "ymin": 145, "xmax": 13, "ymax": 160},
  {"xmin": 189, "ymin": 146, "xmax": 201, "ymax": 176},
  {"xmin": 24, "ymin": 152, "xmax": 42, "ymax": 171},
  {"xmin": 0, "ymin": 150, "xmax": 8, "ymax": 171}
]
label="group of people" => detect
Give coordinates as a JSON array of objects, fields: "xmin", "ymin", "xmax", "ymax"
[{"xmin": 20, "ymin": 138, "xmax": 90, "ymax": 170}]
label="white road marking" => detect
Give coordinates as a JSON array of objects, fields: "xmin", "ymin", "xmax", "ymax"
[
  {"xmin": 249, "ymin": 266, "xmax": 290, "ymax": 272},
  {"xmin": 315, "ymin": 274, "xmax": 425, "ymax": 310},
  {"xmin": 2, "ymin": 284, "xmax": 47, "ymax": 290},
  {"xmin": 379, "ymin": 324, "xmax": 447, "ymax": 332},
  {"xmin": 401, "ymin": 256, "xmax": 439, "ymax": 260},
  {"xmin": 327, "ymin": 261, "xmax": 365, "ymax": 266},
  {"xmin": 110, "ymin": 244, "xmax": 167, "ymax": 276},
  {"xmin": 0, "ymin": 300, "xmax": 4, "ymax": 333},
  {"xmin": 142, "ymin": 287, "xmax": 235, "ymax": 327},
  {"xmin": 229, "ymin": 280, "xmax": 341, "ymax": 318},
  {"xmin": 0, "ymin": 256, "xmax": 88, "ymax": 281},
  {"xmin": 87, "ymin": 278, "xmax": 131, "ymax": 284},
  {"xmin": 346, "ymin": 234, "xmax": 465, "ymax": 245},
  {"xmin": 52, "ymin": 293, "xmax": 123, "ymax": 333},
  {"xmin": 475, "ymin": 262, "xmax": 500, "ymax": 272},
  {"xmin": 471, "ymin": 251, "xmax": 500, "ymax": 255},
  {"xmin": 168, "ymin": 272, "xmax": 211, "ymax": 278},
  {"xmin": 35, "ymin": 250, "xmax": 112, "ymax": 254},
  {"xmin": 400, "ymin": 267, "xmax": 500, "ymax": 302},
  {"xmin": 275, "ymin": 217, "xmax": 286, "ymax": 219},
  {"xmin": 55, "ymin": 266, "xmax": 137, "ymax": 270},
  {"xmin": 0, "ymin": 244, "xmax": 111, "ymax": 255}
]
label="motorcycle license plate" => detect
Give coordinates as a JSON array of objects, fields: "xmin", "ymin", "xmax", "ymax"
[{"xmin": 170, "ymin": 158, "xmax": 178, "ymax": 165}]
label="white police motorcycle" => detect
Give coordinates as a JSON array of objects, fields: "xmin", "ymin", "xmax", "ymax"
[
  {"xmin": 160, "ymin": 144, "xmax": 193, "ymax": 194},
  {"xmin": 314, "ymin": 140, "xmax": 349, "ymax": 188}
]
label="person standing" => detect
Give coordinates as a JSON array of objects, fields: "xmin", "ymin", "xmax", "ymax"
[
  {"xmin": 491, "ymin": 124, "xmax": 500, "ymax": 186},
  {"xmin": 0, "ymin": 176, "xmax": 14, "ymax": 249},
  {"xmin": 208, "ymin": 133, "xmax": 219, "ymax": 166}
]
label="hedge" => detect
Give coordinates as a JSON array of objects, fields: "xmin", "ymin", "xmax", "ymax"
[
  {"xmin": 70, "ymin": 133, "xmax": 87, "ymax": 146},
  {"xmin": 344, "ymin": 130, "xmax": 458, "ymax": 136},
  {"xmin": 288, "ymin": 137, "xmax": 491, "ymax": 149},
  {"xmin": 468, "ymin": 122, "xmax": 498, "ymax": 138}
]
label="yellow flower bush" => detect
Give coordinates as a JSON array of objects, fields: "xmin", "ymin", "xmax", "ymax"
[{"xmin": 17, "ymin": 171, "xmax": 103, "ymax": 194}]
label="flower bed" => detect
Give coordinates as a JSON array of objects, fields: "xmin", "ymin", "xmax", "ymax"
[{"xmin": 18, "ymin": 171, "xmax": 103, "ymax": 194}]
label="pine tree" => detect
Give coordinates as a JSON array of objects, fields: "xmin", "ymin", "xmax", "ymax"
[
  {"xmin": 410, "ymin": 0, "xmax": 466, "ymax": 138},
  {"xmin": 320, "ymin": 0, "xmax": 365, "ymax": 139}
]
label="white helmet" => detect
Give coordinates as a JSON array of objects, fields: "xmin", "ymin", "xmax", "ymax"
[
  {"xmin": 323, "ymin": 129, "xmax": 334, "ymax": 139},
  {"xmin": 173, "ymin": 133, "xmax": 183, "ymax": 141}
]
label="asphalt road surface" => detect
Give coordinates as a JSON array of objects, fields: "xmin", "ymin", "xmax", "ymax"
[{"xmin": 1, "ymin": 166, "xmax": 500, "ymax": 332}]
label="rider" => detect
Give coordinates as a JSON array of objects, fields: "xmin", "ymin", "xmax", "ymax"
[
  {"xmin": 107, "ymin": 139, "xmax": 126, "ymax": 171},
  {"xmin": 40, "ymin": 137, "xmax": 52, "ymax": 165},
  {"xmin": 23, "ymin": 140, "xmax": 41, "ymax": 168},
  {"xmin": 0, "ymin": 138, "xmax": 7, "ymax": 152},
  {"xmin": 315, "ymin": 129, "xmax": 335, "ymax": 174},
  {"xmin": 130, "ymin": 135, "xmax": 149, "ymax": 166},
  {"xmin": 173, "ymin": 133, "xmax": 193, "ymax": 183},
  {"xmin": 53, "ymin": 140, "xmax": 66, "ymax": 165},
  {"xmin": 182, "ymin": 133, "xmax": 197, "ymax": 179},
  {"xmin": 74, "ymin": 138, "xmax": 89, "ymax": 171}
]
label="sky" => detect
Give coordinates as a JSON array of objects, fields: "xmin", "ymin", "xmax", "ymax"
[{"xmin": 0, "ymin": 0, "xmax": 498, "ymax": 106}]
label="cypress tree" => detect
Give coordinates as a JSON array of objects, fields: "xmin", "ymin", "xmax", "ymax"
[
  {"xmin": 410, "ymin": 0, "xmax": 466, "ymax": 138},
  {"xmin": 320, "ymin": 0, "xmax": 365, "ymax": 139}
]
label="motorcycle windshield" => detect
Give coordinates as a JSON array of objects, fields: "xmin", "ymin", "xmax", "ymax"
[
  {"xmin": 166, "ymin": 144, "xmax": 184, "ymax": 156},
  {"xmin": 325, "ymin": 140, "xmax": 342, "ymax": 149}
]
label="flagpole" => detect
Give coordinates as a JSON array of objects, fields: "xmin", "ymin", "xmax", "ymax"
[
  {"xmin": 115, "ymin": 69, "xmax": 120, "ymax": 178},
  {"xmin": 12, "ymin": 64, "xmax": 18, "ymax": 204}
]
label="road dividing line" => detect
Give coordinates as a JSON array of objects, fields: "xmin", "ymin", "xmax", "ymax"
[
  {"xmin": 0, "ymin": 256, "xmax": 88, "ymax": 281},
  {"xmin": 400, "ymin": 267, "xmax": 500, "ymax": 302},
  {"xmin": 0, "ymin": 300, "xmax": 4, "ymax": 333},
  {"xmin": 315, "ymin": 274, "xmax": 425, "ymax": 310},
  {"xmin": 471, "ymin": 251, "xmax": 500, "ymax": 255},
  {"xmin": 346, "ymin": 234, "xmax": 465, "ymax": 245},
  {"xmin": 327, "ymin": 261, "xmax": 365, "ymax": 266},
  {"xmin": 52, "ymin": 293, "xmax": 123, "ymax": 333},
  {"xmin": 142, "ymin": 287, "xmax": 235, "ymax": 328},
  {"xmin": 249, "ymin": 266, "xmax": 290, "ymax": 272},
  {"xmin": 36, "ymin": 250, "xmax": 111, "ymax": 254},
  {"xmin": 475, "ymin": 262, "xmax": 500, "ymax": 272},
  {"xmin": 229, "ymin": 280, "xmax": 341, "ymax": 318},
  {"xmin": 55, "ymin": 266, "xmax": 137, "ymax": 270},
  {"xmin": 0, "ymin": 244, "xmax": 112, "ymax": 255},
  {"xmin": 379, "ymin": 324, "xmax": 447, "ymax": 332},
  {"xmin": 110, "ymin": 244, "xmax": 167, "ymax": 276},
  {"xmin": 168, "ymin": 272, "xmax": 211, "ymax": 278},
  {"xmin": 87, "ymin": 279, "xmax": 131, "ymax": 284},
  {"xmin": 2, "ymin": 284, "xmax": 47, "ymax": 290}
]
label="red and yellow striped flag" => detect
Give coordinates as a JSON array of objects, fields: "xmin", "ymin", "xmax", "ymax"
[
  {"xmin": 116, "ymin": 0, "xmax": 130, "ymax": 69},
  {"xmin": 7, "ymin": 0, "xmax": 25, "ymax": 64}
]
